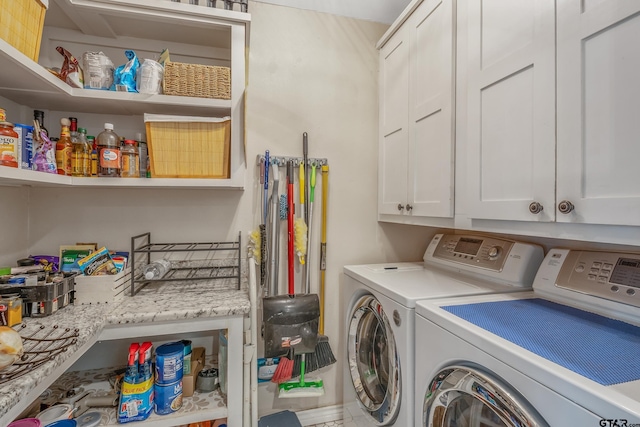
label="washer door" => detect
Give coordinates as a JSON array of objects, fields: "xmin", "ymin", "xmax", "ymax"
[
  {"xmin": 347, "ymin": 294, "xmax": 401, "ymax": 425},
  {"xmin": 423, "ymin": 366, "xmax": 548, "ymax": 427}
]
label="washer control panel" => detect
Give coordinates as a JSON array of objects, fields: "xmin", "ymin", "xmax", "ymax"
[
  {"xmin": 424, "ymin": 234, "xmax": 544, "ymax": 286},
  {"xmin": 555, "ymin": 250, "xmax": 640, "ymax": 307},
  {"xmin": 430, "ymin": 234, "xmax": 514, "ymax": 271}
]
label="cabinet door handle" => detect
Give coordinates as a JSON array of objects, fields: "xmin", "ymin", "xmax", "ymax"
[
  {"xmin": 558, "ymin": 200, "xmax": 575, "ymax": 214},
  {"xmin": 405, "ymin": 204, "xmax": 413, "ymax": 211},
  {"xmin": 528, "ymin": 202, "xmax": 544, "ymax": 214},
  {"xmin": 397, "ymin": 204, "xmax": 404, "ymax": 211}
]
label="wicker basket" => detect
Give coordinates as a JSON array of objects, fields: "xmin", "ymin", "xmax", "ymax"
[
  {"xmin": 163, "ymin": 61, "xmax": 231, "ymax": 100},
  {"xmin": 0, "ymin": 0, "xmax": 47, "ymax": 62},
  {"xmin": 144, "ymin": 114, "xmax": 231, "ymax": 179}
]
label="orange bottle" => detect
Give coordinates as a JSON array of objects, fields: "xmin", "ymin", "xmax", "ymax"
[{"xmin": 56, "ymin": 118, "xmax": 73, "ymax": 175}]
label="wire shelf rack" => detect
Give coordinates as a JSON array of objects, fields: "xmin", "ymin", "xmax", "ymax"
[
  {"xmin": 0, "ymin": 324, "xmax": 79, "ymax": 385},
  {"xmin": 130, "ymin": 232, "xmax": 242, "ymax": 296}
]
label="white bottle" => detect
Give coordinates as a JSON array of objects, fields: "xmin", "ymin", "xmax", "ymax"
[{"xmin": 143, "ymin": 259, "xmax": 171, "ymax": 280}]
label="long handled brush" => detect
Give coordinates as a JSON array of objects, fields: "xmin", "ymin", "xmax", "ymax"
[
  {"xmin": 316, "ymin": 165, "xmax": 336, "ymax": 365},
  {"xmin": 292, "ymin": 164, "xmax": 336, "ymax": 378}
]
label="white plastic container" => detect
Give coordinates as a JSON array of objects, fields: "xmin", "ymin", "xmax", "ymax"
[
  {"xmin": 136, "ymin": 59, "xmax": 164, "ymax": 94},
  {"xmin": 143, "ymin": 259, "xmax": 171, "ymax": 280}
]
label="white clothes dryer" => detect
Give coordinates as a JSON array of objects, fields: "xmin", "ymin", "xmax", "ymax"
[
  {"xmin": 343, "ymin": 234, "xmax": 544, "ymax": 427},
  {"xmin": 415, "ymin": 248, "xmax": 640, "ymax": 426}
]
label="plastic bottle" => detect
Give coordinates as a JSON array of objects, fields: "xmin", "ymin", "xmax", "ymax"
[
  {"xmin": 87, "ymin": 135, "xmax": 97, "ymax": 177},
  {"xmin": 136, "ymin": 132, "xmax": 148, "ymax": 178},
  {"xmin": 143, "ymin": 259, "xmax": 171, "ymax": 280},
  {"xmin": 120, "ymin": 139, "xmax": 139, "ymax": 178},
  {"xmin": 71, "ymin": 127, "xmax": 91, "ymax": 177},
  {"xmin": 56, "ymin": 118, "xmax": 72, "ymax": 175},
  {"xmin": 96, "ymin": 123, "xmax": 121, "ymax": 177},
  {"xmin": 69, "ymin": 117, "xmax": 78, "ymax": 141}
]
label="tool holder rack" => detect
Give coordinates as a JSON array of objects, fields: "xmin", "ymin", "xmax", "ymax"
[
  {"xmin": 130, "ymin": 232, "xmax": 242, "ymax": 296},
  {"xmin": 255, "ymin": 154, "xmax": 329, "ymax": 168}
]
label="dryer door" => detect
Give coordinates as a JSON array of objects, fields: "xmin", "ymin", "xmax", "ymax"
[
  {"xmin": 422, "ymin": 366, "xmax": 548, "ymax": 427},
  {"xmin": 347, "ymin": 294, "xmax": 401, "ymax": 425}
]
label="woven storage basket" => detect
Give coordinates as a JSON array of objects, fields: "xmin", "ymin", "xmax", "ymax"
[
  {"xmin": 144, "ymin": 114, "xmax": 231, "ymax": 179},
  {"xmin": 163, "ymin": 61, "xmax": 231, "ymax": 100},
  {"xmin": 0, "ymin": 0, "xmax": 47, "ymax": 62}
]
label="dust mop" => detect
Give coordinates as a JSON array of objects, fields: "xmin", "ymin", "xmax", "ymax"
[{"xmin": 278, "ymin": 352, "xmax": 324, "ymax": 397}]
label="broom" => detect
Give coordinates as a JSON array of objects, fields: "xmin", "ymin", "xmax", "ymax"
[
  {"xmin": 270, "ymin": 163, "xmax": 297, "ymax": 385},
  {"xmin": 292, "ymin": 164, "xmax": 336, "ymax": 377}
]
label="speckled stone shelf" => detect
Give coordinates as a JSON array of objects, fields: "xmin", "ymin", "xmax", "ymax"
[{"xmin": 0, "ymin": 279, "xmax": 249, "ymax": 424}]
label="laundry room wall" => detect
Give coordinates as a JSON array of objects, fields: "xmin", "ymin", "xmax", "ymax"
[{"xmin": 2, "ymin": 0, "xmax": 437, "ymax": 416}]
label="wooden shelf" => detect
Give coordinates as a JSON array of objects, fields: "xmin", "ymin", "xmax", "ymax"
[
  {"xmin": 0, "ymin": 38, "xmax": 232, "ymax": 117},
  {"xmin": 0, "ymin": 0, "xmax": 250, "ymax": 190}
]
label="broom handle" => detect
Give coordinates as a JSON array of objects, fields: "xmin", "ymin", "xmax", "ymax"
[
  {"xmin": 300, "ymin": 353, "xmax": 306, "ymax": 386},
  {"xmin": 319, "ymin": 165, "xmax": 329, "ymax": 334},
  {"xmin": 287, "ymin": 161, "xmax": 295, "ymax": 297}
]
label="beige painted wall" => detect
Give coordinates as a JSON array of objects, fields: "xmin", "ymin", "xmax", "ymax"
[{"xmin": 244, "ymin": 1, "xmax": 436, "ymax": 413}]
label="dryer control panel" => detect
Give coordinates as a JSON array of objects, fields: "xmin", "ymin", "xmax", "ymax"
[
  {"xmin": 552, "ymin": 250, "xmax": 640, "ymax": 308},
  {"xmin": 424, "ymin": 234, "xmax": 544, "ymax": 287}
]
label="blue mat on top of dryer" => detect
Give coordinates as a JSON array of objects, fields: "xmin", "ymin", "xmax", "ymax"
[{"xmin": 442, "ymin": 298, "xmax": 640, "ymax": 386}]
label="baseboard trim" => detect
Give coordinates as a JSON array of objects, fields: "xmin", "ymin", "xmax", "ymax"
[{"xmin": 296, "ymin": 404, "xmax": 343, "ymax": 426}]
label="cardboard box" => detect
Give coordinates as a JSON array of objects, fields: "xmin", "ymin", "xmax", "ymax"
[{"xmin": 183, "ymin": 347, "xmax": 206, "ymax": 397}]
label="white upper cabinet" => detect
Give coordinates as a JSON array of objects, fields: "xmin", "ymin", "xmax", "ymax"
[
  {"xmin": 556, "ymin": 1, "xmax": 640, "ymax": 226},
  {"xmin": 379, "ymin": 25, "xmax": 410, "ymax": 216},
  {"xmin": 378, "ymin": 0, "xmax": 455, "ymax": 223},
  {"xmin": 464, "ymin": 0, "xmax": 556, "ymax": 222},
  {"xmin": 464, "ymin": 0, "xmax": 640, "ymax": 228}
]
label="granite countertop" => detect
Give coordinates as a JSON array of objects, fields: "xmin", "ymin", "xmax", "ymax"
[{"xmin": 0, "ymin": 281, "xmax": 250, "ymax": 423}]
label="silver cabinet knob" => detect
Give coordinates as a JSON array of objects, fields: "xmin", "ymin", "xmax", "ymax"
[
  {"xmin": 528, "ymin": 202, "xmax": 543, "ymax": 214},
  {"xmin": 558, "ymin": 200, "xmax": 574, "ymax": 214},
  {"xmin": 397, "ymin": 204, "xmax": 404, "ymax": 211},
  {"xmin": 405, "ymin": 204, "xmax": 413, "ymax": 211}
]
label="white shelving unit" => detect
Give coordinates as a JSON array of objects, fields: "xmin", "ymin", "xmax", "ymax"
[
  {"xmin": 0, "ymin": 0, "xmax": 250, "ymax": 189},
  {"xmin": 93, "ymin": 316, "xmax": 245, "ymax": 427}
]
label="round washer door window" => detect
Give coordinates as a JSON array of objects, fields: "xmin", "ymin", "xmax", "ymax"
[
  {"xmin": 347, "ymin": 294, "xmax": 401, "ymax": 425},
  {"xmin": 423, "ymin": 366, "xmax": 549, "ymax": 427}
]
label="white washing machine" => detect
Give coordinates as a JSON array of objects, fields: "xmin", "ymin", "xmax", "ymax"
[
  {"xmin": 415, "ymin": 248, "xmax": 640, "ymax": 426},
  {"xmin": 343, "ymin": 234, "xmax": 544, "ymax": 427}
]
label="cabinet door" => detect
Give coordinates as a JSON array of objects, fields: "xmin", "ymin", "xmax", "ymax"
[
  {"xmin": 379, "ymin": 28, "xmax": 410, "ymax": 216},
  {"xmin": 465, "ymin": 0, "xmax": 556, "ymax": 222},
  {"xmin": 557, "ymin": 2, "xmax": 640, "ymax": 226},
  {"xmin": 407, "ymin": 0, "xmax": 455, "ymax": 218}
]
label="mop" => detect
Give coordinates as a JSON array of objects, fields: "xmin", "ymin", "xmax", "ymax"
[{"xmin": 277, "ymin": 160, "xmax": 324, "ymax": 398}]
